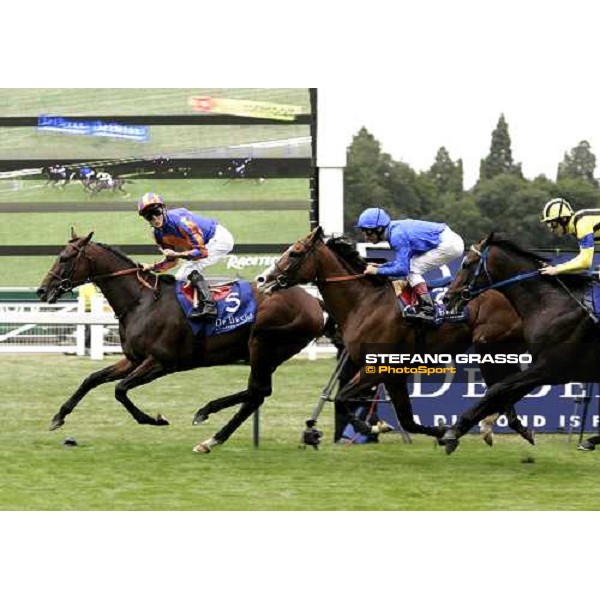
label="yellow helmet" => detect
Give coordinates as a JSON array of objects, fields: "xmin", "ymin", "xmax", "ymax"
[{"xmin": 540, "ymin": 198, "xmax": 574, "ymax": 222}]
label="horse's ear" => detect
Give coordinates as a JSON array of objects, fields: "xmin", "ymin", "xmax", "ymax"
[
  {"xmin": 83, "ymin": 231, "xmax": 94, "ymax": 245},
  {"xmin": 313, "ymin": 225, "xmax": 324, "ymax": 239}
]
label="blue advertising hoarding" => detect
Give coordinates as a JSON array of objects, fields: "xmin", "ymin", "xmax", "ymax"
[{"xmin": 38, "ymin": 115, "xmax": 149, "ymax": 142}]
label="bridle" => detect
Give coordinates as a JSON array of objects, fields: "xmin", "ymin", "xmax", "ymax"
[
  {"xmin": 45, "ymin": 242, "xmax": 158, "ymax": 296},
  {"xmin": 454, "ymin": 242, "xmax": 542, "ymax": 305},
  {"xmin": 270, "ymin": 235, "xmax": 365, "ymax": 289}
]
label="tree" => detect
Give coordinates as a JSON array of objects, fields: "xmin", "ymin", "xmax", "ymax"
[
  {"xmin": 473, "ymin": 174, "xmax": 549, "ymax": 248},
  {"xmin": 344, "ymin": 127, "xmax": 395, "ymax": 231},
  {"xmin": 344, "ymin": 127, "xmax": 424, "ymax": 231},
  {"xmin": 479, "ymin": 114, "xmax": 523, "ymax": 181},
  {"xmin": 557, "ymin": 140, "xmax": 597, "ymax": 186},
  {"xmin": 427, "ymin": 146, "xmax": 463, "ymax": 197}
]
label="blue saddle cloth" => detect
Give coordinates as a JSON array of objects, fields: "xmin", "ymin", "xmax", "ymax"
[
  {"xmin": 583, "ymin": 281, "xmax": 600, "ymax": 320},
  {"xmin": 175, "ymin": 280, "xmax": 257, "ymax": 337}
]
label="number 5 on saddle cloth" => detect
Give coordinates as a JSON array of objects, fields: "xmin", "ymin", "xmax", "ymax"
[{"xmin": 175, "ymin": 279, "xmax": 256, "ymax": 336}]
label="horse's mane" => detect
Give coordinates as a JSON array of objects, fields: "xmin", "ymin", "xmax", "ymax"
[
  {"xmin": 94, "ymin": 242, "xmax": 137, "ymax": 266},
  {"xmin": 325, "ymin": 236, "xmax": 389, "ymax": 287},
  {"xmin": 93, "ymin": 242, "xmax": 176, "ymax": 284},
  {"xmin": 325, "ymin": 236, "xmax": 366, "ymax": 272},
  {"xmin": 487, "ymin": 232, "xmax": 592, "ymax": 288},
  {"xmin": 486, "ymin": 232, "xmax": 547, "ymax": 264}
]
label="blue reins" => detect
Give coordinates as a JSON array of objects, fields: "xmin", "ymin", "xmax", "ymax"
[{"xmin": 463, "ymin": 246, "xmax": 541, "ymax": 299}]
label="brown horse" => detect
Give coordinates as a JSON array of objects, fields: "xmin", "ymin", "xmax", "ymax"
[
  {"xmin": 256, "ymin": 227, "xmax": 534, "ymax": 443},
  {"xmin": 36, "ymin": 230, "xmax": 328, "ymax": 453}
]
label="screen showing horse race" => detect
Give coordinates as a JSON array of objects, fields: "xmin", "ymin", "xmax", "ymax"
[{"xmin": 0, "ymin": 88, "xmax": 316, "ymax": 286}]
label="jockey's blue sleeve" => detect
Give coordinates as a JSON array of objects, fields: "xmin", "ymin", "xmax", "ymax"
[{"xmin": 377, "ymin": 227, "xmax": 411, "ymax": 276}]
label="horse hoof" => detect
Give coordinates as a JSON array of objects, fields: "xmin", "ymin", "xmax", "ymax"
[
  {"xmin": 523, "ymin": 429, "xmax": 535, "ymax": 446},
  {"xmin": 193, "ymin": 443, "xmax": 211, "ymax": 454},
  {"xmin": 577, "ymin": 441, "xmax": 596, "ymax": 451},
  {"xmin": 49, "ymin": 416, "xmax": 65, "ymax": 431},
  {"xmin": 156, "ymin": 414, "xmax": 169, "ymax": 426},
  {"xmin": 192, "ymin": 414, "xmax": 208, "ymax": 426},
  {"xmin": 483, "ymin": 432, "xmax": 494, "ymax": 447},
  {"xmin": 444, "ymin": 438, "xmax": 460, "ymax": 455}
]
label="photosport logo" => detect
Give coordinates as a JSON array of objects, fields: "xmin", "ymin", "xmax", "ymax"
[{"xmin": 360, "ymin": 344, "xmax": 532, "ymax": 384}]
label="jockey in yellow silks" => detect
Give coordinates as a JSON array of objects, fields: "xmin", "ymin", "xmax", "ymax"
[{"xmin": 539, "ymin": 198, "xmax": 600, "ymax": 275}]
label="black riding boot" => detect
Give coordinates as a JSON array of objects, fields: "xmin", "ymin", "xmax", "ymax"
[
  {"xmin": 188, "ymin": 271, "xmax": 217, "ymax": 320},
  {"xmin": 414, "ymin": 292, "xmax": 436, "ymax": 322}
]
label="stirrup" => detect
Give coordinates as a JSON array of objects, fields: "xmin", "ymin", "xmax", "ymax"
[{"xmin": 190, "ymin": 302, "xmax": 217, "ymax": 320}]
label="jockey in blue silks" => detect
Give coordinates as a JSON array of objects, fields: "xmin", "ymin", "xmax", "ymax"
[
  {"xmin": 138, "ymin": 192, "xmax": 234, "ymax": 320},
  {"xmin": 356, "ymin": 207, "xmax": 465, "ymax": 322}
]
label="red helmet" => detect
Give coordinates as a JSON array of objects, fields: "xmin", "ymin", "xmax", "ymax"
[{"xmin": 137, "ymin": 192, "xmax": 165, "ymax": 215}]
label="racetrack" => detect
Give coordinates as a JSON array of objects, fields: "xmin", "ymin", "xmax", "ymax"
[{"xmin": 1, "ymin": 354, "xmax": 599, "ymax": 510}]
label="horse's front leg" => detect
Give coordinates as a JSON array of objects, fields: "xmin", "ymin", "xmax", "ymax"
[
  {"xmin": 113, "ymin": 357, "xmax": 170, "ymax": 426},
  {"xmin": 442, "ymin": 364, "xmax": 557, "ymax": 454},
  {"xmin": 192, "ymin": 389, "xmax": 253, "ymax": 425},
  {"xmin": 50, "ymin": 357, "xmax": 135, "ymax": 430}
]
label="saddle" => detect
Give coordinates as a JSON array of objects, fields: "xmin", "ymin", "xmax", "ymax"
[{"xmin": 393, "ymin": 276, "xmax": 467, "ymax": 326}]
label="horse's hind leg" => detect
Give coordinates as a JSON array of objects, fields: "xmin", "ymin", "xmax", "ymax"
[
  {"xmin": 50, "ymin": 357, "xmax": 134, "ymax": 430},
  {"xmin": 480, "ymin": 414, "xmax": 498, "ymax": 446},
  {"xmin": 478, "ymin": 360, "xmax": 534, "ymax": 445},
  {"xmin": 385, "ymin": 380, "xmax": 446, "ymax": 439},
  {"xmin": 506, "ymin": 404, "xmax": 535, "ymax": 445},
  {"xmin": 113, "ymin": 357, "xmax": 170, "ymax": 426},
  {"xmin": 337, "ymin": 372, "xmax": 396, "ymax": 437},
  {"xmin": 192, "ymin": 389, "xmax": 252, "ymax": 425}
]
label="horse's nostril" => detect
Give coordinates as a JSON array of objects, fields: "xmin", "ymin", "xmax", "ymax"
[
  {"xmin": 36, "ymin": 287, "xmax": 46, "ymax": 298},
  {"xmin": 256, "ymin": 275, "xmax": 266, "ymax": 284}
]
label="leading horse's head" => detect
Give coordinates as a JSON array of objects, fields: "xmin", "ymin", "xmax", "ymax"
[
  {"xmin": 444, "ymin": 235, "xmax": 491, "ymax": 313},
  {"xmin": 445, "ymin": 232, "xmax": 548, "ymax": 313},
  {"xmin": 256, "ymin": 227, "xmax": 325, "ymax": 294},
  {"xmin": 37, "ymin": 228, "xmax": 94, "ymax": 303}
]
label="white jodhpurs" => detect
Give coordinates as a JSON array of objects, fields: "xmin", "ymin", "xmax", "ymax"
[
  {"xmin": 407, "ymin": 227, "xmax": 464, "ymax": 287},
  {"xmin": 175, "ymin": 224, "xmax": 235, "ymax": 281}
]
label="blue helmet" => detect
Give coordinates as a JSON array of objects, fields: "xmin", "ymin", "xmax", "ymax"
[{"xmin": 356, "ymin": 208, "xmax": 391, "ymax": 229}]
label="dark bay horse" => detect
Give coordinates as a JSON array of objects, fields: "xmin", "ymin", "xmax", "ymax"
[
  {"xmin": 256, "ymin": 227, "xmax": 533, "ymax": 443},
  {"xmin": 442, "ymin": 232, "xmax": 600, "ymax": 453},
  {"xmin": 36, "ymin": 230, "xmax": 326, "ymax": 453}
]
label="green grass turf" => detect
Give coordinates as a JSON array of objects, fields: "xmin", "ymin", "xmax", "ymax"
[
  {"xmin": 0, "ymin": 88, "xmax": 311, "ymax": 160},
  {"xmin": 0, "ymin": 178, "xmax": 309, "ymax": 203},
  {"xmin": 1, "ymin": 354, "xmax": 598, "ymax": 510},
  {"xmin": 0, "ymin": 210, "xmax": 308, "ymax": 246},
  {"xmin": 0, "ymin": 88, "xmax": 311, "ymax": 117}
]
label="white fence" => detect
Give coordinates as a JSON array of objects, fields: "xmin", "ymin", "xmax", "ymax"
[{"xmin": 0, "ymin": 287, "xmax": 335, "ymax": 360}]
